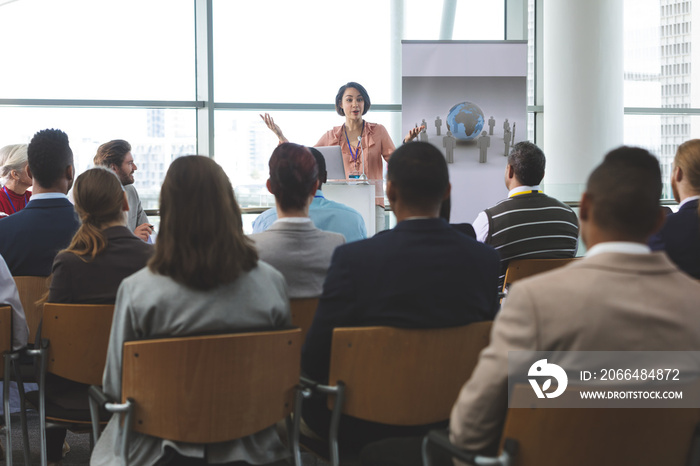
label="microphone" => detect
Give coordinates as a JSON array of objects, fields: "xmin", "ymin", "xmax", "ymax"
[{"xmin": 357, "ymin": 136, "xmax": 368, "ymax": 182}]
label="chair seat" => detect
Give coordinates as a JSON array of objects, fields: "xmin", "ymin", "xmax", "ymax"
[{"xmin": 25, "ymin": 390, "xmax": 111, "ymax": 424}]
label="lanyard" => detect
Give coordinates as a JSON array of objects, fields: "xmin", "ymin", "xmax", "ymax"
[
  {"xmin": 3, "ymin": 186, "xmax": 27, "ymax": 214},
  {"xmin": 344, "ymin": 121, "xmax": 365, "ymax": 163}
]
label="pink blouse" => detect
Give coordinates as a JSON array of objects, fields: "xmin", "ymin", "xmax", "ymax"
[{"xmin": 315, "ymin": 122, "xmax": 395, "ymax": 206}]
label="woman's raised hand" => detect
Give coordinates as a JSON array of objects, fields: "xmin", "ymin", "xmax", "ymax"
[
  {"xmin": 403, "ymin": 125, "xmax": 424, "ymax": 144},
  {"xmin": 260, "ymin": 113, "xmax": 288, "ymax": 143}
]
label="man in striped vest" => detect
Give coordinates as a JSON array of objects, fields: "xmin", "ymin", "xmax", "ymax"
[{"xmin": 472, "ymin": 141, "xmax": 579, "ymax": 289}]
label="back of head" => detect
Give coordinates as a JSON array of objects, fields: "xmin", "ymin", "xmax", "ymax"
[
  {"xmin": 387, "ymin": 141, "xmax": 449, "ymax": 212},
  {"xmin": 0, "ymin": 144, "xmax": 29, "ymax": 184},
  {"xmin": 267, "ymin": 143, "xmax": 318, "ymax": 212},
  {"xmin": 586, "ymin": 146, "xmax": 662, "ymax": 240},
  {"xmin": 308, "ymin": 147, "xmax": 328, "ymax": 186},
  {"xmin": 94, "ymin": 139, "xmax": 130, "ymax": 168},
  {"xmin": 27, "ymin": 129, "xmax": 73, "ymax": 189},
  {"xmin": 64, "ymin": 167, "xmax": 125, "ymax": 260},
  {"xmin": 150, "ymin": 155, "xmax": 258, "ymax": 290},
  {"xmin": 508, "ymin": 141, "xmax": 545, "ymax": 186},
  {"xmin": 674, "ymin": 139, "xmax": 700, "ymax": 191}
]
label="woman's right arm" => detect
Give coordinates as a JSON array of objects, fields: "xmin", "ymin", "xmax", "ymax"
[{"xmin": 260, "ymin": 113, "xmax": 289, "ymax": 144}]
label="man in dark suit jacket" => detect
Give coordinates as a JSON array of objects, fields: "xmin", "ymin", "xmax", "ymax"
[
  {"xmin": 649, "ymin": 139, "xmax": 700, "ymax": 278},
  {"xmin": 0, "ymin": 129, "xmax": 79, "ymax": 276},
  {"xmin": 301, "ymin": 141, "xmax": 500, "ymax": 452}
]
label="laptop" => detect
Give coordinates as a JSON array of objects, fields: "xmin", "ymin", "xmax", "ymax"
[{"xmin": 315, "ymin": 146, "xmax": 346, "ymax": 180}]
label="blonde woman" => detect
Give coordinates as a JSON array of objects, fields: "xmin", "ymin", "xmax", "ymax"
[{"xmin": 0, "ymin": 144, "xmax": 32, "ymax": 216}]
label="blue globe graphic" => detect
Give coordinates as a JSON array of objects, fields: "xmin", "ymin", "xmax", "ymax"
[{"xmin": 446, "ymin": 101, "xmax": 485, "ymax": 141}]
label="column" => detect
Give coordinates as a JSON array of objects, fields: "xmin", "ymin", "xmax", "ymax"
[{"xmin": 543, "ymin": 0, "xmax": 624, "ymax": 201}]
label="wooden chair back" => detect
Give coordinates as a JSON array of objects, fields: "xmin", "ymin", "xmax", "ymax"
[
  {"xmin": 13, "ymin": 275, "xmax": 49, "ymax": 343},
  {"xmin": 500, "ymin": 384, "xmax": 700, "ymax": 466},
  {"xmin": 327, "ymin": 322, "xmax": 492, "ymax": 426},
  {"xmin": 121, "ymin": 328, "xmax": 302, "ymax": 444},
  {"xmin": 41, "ymin": 303, "xmax": 115, "ymax": 386},
  {"xmin": 290, "ymin": 298, "xmax": 318, "ymax": 343},
  {"xmin": 503, "ymin": 258, "xmax": 578, "ymax": 291},
  {"xmin": 0, "ymin": 306, "xmax": 11, "ymax": 374}
]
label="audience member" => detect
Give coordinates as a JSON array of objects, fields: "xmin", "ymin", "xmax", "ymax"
[
  {"xmin": 43, "ymin": 167, "xmax": 153, "ymax": 465},
  {"xmin": 0, "ymin": 254, "xmax": 28, "ymax": 350},
  {"xmin": 0, "ymin": 129, "xmax": 79, "ymax": 276},
  {"xmin": 91, "ymin": 156, "xmax": 290, "ymax": 466},
  {"xmin": 0, "ymin": 144, "xmax": 32, "ymax": 217},
  {"xmin": 472, "ymin": 141, "xmax": 579, "ymax": 289},
  {"xmin": 253, "ymin": 147, "xmax": 367, "ymax": 242},
  {"xmin": 360, "ymin": 146, "xmax": 700, "ymax": 466},
  {"xmin": 93, "ymin": 140, "xmax": 152, "ymax": 241},
  {"xmin": 301, "ymin": 141, "xmax": 500, "ymax": 453},
  {"xmin": 450, "ymin": 147, "xmax": 700, "ymax": 453},
  {"xmin": 649, "ymin": 139, "xmax": 700, "ymax": 278},
  {"xmin": 250, "ymin": 143, "xmax": 345, "ymax": 298}
]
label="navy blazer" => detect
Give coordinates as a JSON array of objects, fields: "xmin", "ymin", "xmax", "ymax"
[
  {"xmin": 0, "ymin": 198, "xmax": 80, "ymax": 276},
  {"xmin": 301, "ymin": 217, "xmax": 500, "ymax": 383},
  {"xmin": 649, "ymin": 199, "xmax": 700, "ymax": 279}
]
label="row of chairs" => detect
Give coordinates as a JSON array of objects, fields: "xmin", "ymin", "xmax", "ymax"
[
  {"xmin": 3, "ymin": 301, "xmax": 700, "ymax": 466},
  {"xmin": 8, "ymin": 258, "xmax": 694, "ymax": 466},
  {"xmin": 0, "ymin": 301, "xmax": 492, "ymax": 466},
  {"xmin": 1, "ymin": 258, "xmax": 573, "ymax": 465}
]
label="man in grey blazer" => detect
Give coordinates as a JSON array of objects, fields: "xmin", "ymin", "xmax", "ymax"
[
  {"xmin": 360, "ymin": 147, "xmax": 700, "ymax": 466},
  {"xmin": 250, "ymin": 143, "xmax": 345, "ymax": 298},
  {"xmin": 448, "ymin": 146, "xmax": 700, "ymax": 455},
  {"xmin": 93, "ymin": 139, "xmax": 153, "ymax": 242}
]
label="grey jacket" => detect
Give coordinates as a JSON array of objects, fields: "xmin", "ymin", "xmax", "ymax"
[
  {"xmin": 250, "ymin": 219, "xmax": 345, "ymax": 298},
  {"xmin": 124, "ymin": 184, "xmax": 149, "ymax": 232},
  {"xmin": 91, "ymin": 262, "xmax": 290, "ymax": 466}
]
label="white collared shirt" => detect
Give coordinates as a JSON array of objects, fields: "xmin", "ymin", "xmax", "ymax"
[
  {"xmin": 679, "ymin": 195, "xmax": 700, "ymax": 209},
  {"xmin": 272, "ymin": 217, "xmax": 312, "ymax": 225},
  {"xmin": 586, "ymin": 242, "xmax": 651, "ymax": 258},
  {"xmin": 28, "ymin": 192, "xmax": 69, "ymax": 201}
]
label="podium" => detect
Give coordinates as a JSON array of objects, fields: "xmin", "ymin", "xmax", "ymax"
[{"xmin": 324, "ymin": 181, "xmax": 376, "ymax": 236}]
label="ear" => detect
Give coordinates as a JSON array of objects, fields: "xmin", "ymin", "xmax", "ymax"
[
  {"xmin": 506, "ymin": 164, "xmax": 515, "ymax": 179},
  {"xmin": 266, "ymin": 179, "xmax": 273, "ymax": 194},
  {"xmin": 673, "ymin": 165, "xmax": 683, "ymax": 183},
  {"xmin": 442, "ymin": 182, "xmax": 452, "ymax": 201},
  {"xmin": 386, "ymin": 180, "xmax": 397, "ymax": 203},
  {"xmin": 122, "ymin": 192, "xmax": 130, "ymax": 212},
  {"xmin": 313, "ymin": 179, "xmax": 320, "ymax": 193},
  {"xmin": 66, "ymin": 165, "xmax": 74, "ymax": 183},
  {"xmin": 25, "ymin": 164, "xmax": 33, "ymax": 180},
  {"xmin": 579, "ymin": 191, "xmax": 591, "ymax": 222}
]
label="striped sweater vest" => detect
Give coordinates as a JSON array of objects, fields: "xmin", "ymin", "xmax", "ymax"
[{"xmin": 485, "ymin": 192, "xmax": 579, "ymax": 287}]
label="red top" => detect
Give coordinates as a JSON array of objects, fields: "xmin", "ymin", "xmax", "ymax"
[{"xmin": 0, "ymin": 187, "xmax": 32, "ymax": 217}]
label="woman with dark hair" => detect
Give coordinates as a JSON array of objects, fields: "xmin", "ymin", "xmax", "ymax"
[
  {"xmin": 250, "ymin": 143, "xmax": 345, "ymax": 298},
  {"xmin": 91, "ymin": 156, "xmax": 290, "ymax": 466},
  {"xmin": 261, "ymin": 82, "xmax": 423, "ymax": 232},
  {"xmin": 45, "ymin": 167, "xmax": 154, "ymax": 465}
]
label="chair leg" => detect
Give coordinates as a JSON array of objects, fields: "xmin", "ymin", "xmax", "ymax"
[
  {"xmin": 4, "ymin": 353, "xmax": 13, "ymax": 466},
  {"xmin": 12, "ymin": 362, "xmax": 30, "ymax": 466}
]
